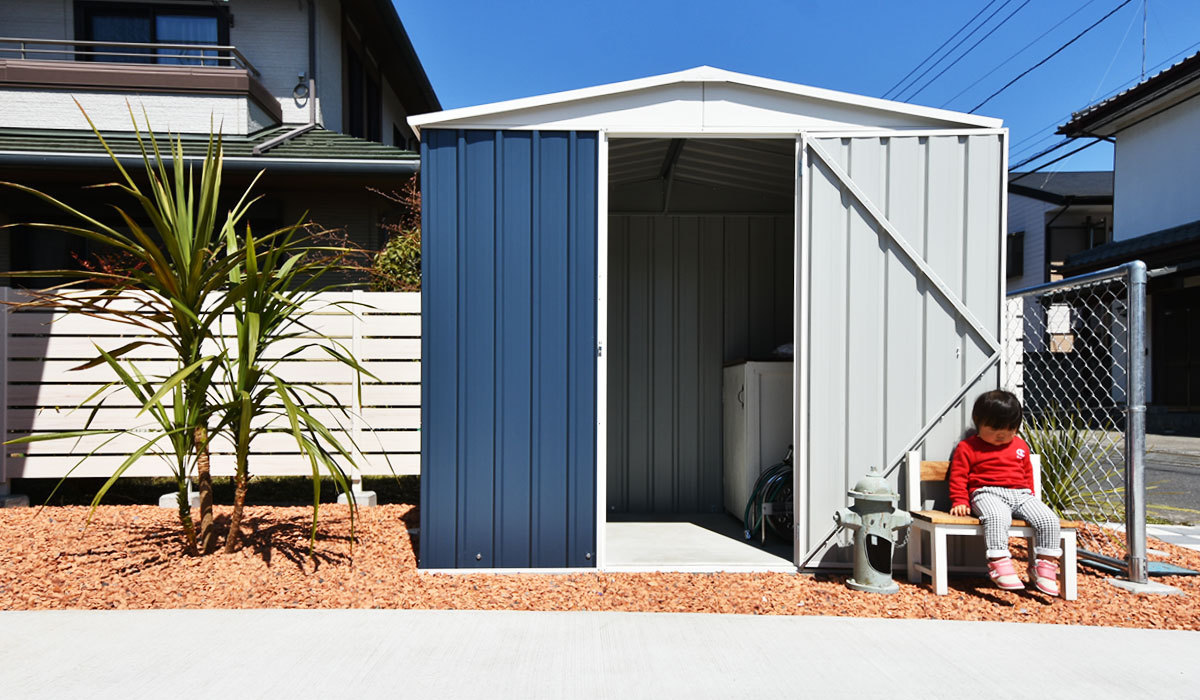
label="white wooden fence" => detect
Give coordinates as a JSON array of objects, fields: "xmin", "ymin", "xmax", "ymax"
[{"xmin": 0, "ymin": 289, "xmax": 421, "ymax": 482}]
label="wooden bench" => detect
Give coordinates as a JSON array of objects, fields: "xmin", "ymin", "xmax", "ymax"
[{"xmin": 904, "ymin": 451, "xmax": 1079, "ymax": 600}]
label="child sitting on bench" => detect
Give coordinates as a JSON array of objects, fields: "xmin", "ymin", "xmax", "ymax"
[{"xmin": 949, "ymin": 390, "xmax": 1062, "ymax": 595}]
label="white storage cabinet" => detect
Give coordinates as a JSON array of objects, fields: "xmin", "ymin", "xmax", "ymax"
[{"xmin": 722, "ymin": 361, "xmax": 794, "ymax": 520}]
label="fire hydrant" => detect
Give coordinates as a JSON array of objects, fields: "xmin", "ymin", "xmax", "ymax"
[{"xmin": 833, "ymin": 467, "xmax": 912, "ymax": 594}]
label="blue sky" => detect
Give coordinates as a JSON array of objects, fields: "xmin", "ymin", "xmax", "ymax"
[{"xmin": 396, "ymin": 0, "xmax": 1200, "ymax": 173}]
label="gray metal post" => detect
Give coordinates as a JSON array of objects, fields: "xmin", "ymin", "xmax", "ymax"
[{"xmin": 1125, "ymin": 261, "xmax": 1148, "ymax": 584}]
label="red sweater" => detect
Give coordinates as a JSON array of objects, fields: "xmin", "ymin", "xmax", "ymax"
[{"xmin": 948, "ymin": 435, "xmax": 1034, "ymax": 507}]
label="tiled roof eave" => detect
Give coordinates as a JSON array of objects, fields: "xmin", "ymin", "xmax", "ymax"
[
  {"xmin": 0, "ymin": 126, "xmax": 419, "ymax": 163},
  {"xmin": 1063, "ymin": 219, "xmax": 1200, "ymax": 270},
  {"xmin": 1060, "ymin": 52, "xmax": 1200, "ymax": 136}
]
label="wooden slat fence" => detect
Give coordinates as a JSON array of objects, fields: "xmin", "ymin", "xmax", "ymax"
[{"xmin": 0, "ymin": 289, "xmax": 421, "ymax": 481}]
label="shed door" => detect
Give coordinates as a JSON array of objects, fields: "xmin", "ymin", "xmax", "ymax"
[
  {"xmin": 421, "ymin": 129, "xmax": 599, "ymax": 568},
  {"xmin": 798, "ymin": 133, "xmax": 1004, "ymax": 564}
]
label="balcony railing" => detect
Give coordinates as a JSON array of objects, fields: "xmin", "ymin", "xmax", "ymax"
[{"xmin": 0, "ymin": 37, "xmax": 260, "ymax": 78}]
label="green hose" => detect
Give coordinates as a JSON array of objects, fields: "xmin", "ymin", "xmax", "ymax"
[{"xmin": 742, "ymin": 446, "xmax": 793, "ymax": 541}]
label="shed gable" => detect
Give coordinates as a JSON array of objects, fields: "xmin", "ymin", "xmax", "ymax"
[{"xmin": 408, "ymin": 67, "xmax": 1001, "ymax": 136}]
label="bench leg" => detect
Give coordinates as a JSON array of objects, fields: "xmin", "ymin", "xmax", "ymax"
[
  {"xmin": 907, "ymin": 527, "xmax": 923, "ymax": 584},
  {"xmin": 933, "ymin": 529, "xmax": 949, "ymax": 595},
  {"xmin": 1062, "ymin": 531, "xmax": 1077, "ymax": 601}
]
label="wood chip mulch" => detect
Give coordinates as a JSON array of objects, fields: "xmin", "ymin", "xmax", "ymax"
[{"xmin": 1, "ymin": 504, "xmax": 1197, "ymax": 630}]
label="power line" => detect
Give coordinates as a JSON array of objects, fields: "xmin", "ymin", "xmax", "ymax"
[
  {"xmin": 1011, "ymin": 131, "xmax": 1069, "ymax": 163},
  {"xmin": 890, "ymin": 0, "xmax": 1017, "ymax": 102},
  {"xmin": 1010, "ymin": 138, "xmax": 1106, "ymax": 182},
  {"xmin": 1009, "ymin": 137, "xmax": 1076, "ymax": 172},
  {"xmin": 1089, "ymin": 1, "xmax": 1141, "ymax": 103},
  {"xmin": 970, "ymin": 0, "xmax": 1136, "ymax": 113},
  {"xmin": 940, "ymin": 0, "xmax": 1101, "ymax": 109},
  {"xmin": 903, "ymin": 0, "xmax": 1033, "ymax": 103},
  {"xmin": 881, "ymin": 0, "xmax": 1002, "ymax": 99},
  {"xmin": 1007, "ymin": 38, "xmax": 1200, "ymax": 160}
]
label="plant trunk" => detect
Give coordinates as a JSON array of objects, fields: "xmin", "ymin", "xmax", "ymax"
[
  {"xmin": 176, "ymin": 482, "xmax": 198, "ymax": 556},
  {"xmin": 223, "ymin": 471, "xmax": 248, "ymax": 553},
  {"xmin": 195, "ymin": 425, "xmax": 215, "ymax": 554}
]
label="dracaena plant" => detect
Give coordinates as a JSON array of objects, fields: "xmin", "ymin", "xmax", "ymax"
[
  {"xmin": 0, "ymin": 103, "xmax": 326, "ymax": 552},
  {"xmin": 211, "ymin": 220, "xmax": 380, "ymax": 554}
]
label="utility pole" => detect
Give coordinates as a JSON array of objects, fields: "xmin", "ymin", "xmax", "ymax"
[{"xmin": 1141, "ymin": 0, "xmax": 1147, "ymax": 80}]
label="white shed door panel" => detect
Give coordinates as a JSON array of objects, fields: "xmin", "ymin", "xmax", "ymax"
[{"xmin": 799, "ymin": 133, "xmax": 1003, "ymax": 564}]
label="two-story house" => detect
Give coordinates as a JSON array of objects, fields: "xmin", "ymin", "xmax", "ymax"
[
  {"xmin": 1006, "ymin": 170, "xmax": 1113, "ymax": 291},
  {"xmin": 1058, "ymin": 51, "xmax": 1200, "ymax": 432},
  {"xmin": 0, "ymin": 0, "xmax": 438, "ymax": 282}
]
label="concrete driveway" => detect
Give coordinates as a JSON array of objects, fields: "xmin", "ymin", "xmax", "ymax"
[{"xmin": 2, "ymin": 609, "xmax": 1198, "ymax": 699}]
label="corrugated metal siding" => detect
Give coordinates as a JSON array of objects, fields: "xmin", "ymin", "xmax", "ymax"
[
  {"xmin": 805, "ymin": 134, "xmax": 1002, "ymax": 561},
  {"xmin": 608, "ymin": 214, "xmax": 792, "ymax": 513},
  {"xmin": 421, "ymin": 128, "xmax": 598, "ymax": 568}
]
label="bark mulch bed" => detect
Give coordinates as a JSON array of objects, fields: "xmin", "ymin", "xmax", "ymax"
[{"xmin": 2, "ymin": 504, "xmax": 1197, "ymax": 630}]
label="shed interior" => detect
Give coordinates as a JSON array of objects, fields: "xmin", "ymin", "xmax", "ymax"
[{"xmin": 605, "ymin": 137, "xmax": 797, "ymax": 570}]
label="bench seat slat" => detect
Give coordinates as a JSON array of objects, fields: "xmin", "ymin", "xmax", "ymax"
[{"xmin": 911, "ymin": 509, "xmax": 1081, "ymax": 529}]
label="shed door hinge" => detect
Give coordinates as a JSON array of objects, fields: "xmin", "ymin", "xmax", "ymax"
[{"xmin": 597, "ymin": 343, "xmax": 604, "ymax": 358}]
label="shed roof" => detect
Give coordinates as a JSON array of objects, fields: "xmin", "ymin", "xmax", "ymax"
[{"xmin": 408, "ymin": 66, "xmax": 1002, "ymax": 137}]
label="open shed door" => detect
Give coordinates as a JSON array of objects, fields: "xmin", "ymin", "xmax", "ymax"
[{"xmin": 796, "ymin": 132, "xmax": 1005, "ymax": 566}]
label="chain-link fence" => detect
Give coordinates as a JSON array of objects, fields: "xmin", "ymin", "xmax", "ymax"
[{"xmin": 1003, "ymin": 261, "xmax": 1148, "ymax": 582}]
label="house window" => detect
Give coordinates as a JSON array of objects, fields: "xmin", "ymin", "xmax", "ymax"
[
  {"xmin": 344, "ymin": 44, "xmax": 381, "ymax": 141},
  {"xmin": 77, "ymin": 2, "xmax": 229, "ymax": 66},
  {"xmin": 1007, "ymin": 231, "xmax": 1025, "ymax": 278}
]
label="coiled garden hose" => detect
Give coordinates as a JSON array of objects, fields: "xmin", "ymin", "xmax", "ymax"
[{"xmin": 743, "ymin": 446, "xmax": 794, "ymax": 541}]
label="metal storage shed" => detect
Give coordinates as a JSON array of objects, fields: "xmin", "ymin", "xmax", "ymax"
[{"xmin": 408, "ymin": 67, "xmax": 1006, "ymax": 571}]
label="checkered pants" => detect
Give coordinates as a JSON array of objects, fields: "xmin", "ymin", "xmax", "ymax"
[{"xmin": 970, "ymin": 487, "xmax": 1063, "ymax": 558}]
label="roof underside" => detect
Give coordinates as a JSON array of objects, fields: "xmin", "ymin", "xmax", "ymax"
[
  {"xmin": 408, "ymin": 67, "xmax": 1002, "ymax": 136},
  {"xmin": 610, "ymin": 137, "xmax": 794, "ymax": 198},
  {"xmin": 607, "ymin": 136, "xmax": 796, "ymax": 214}
]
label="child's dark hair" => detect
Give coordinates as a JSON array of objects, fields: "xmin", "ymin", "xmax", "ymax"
[{"xmin": 972, "ymin": 390, "xmax": 1022, "ymax": 431}]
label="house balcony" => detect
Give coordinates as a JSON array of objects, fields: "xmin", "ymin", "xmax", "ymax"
[{"xmin": 0, "ymin": 38, "xmax": 283, "ymax": 135}]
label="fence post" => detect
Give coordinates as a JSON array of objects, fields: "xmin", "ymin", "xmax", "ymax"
[
  {"xmin": 1125, "ymin": 261, "xmax": 1148, "ymax": 584},
  {"xmin": 351, "ymin": 290, "xmax": 364, "ymax": 472},
  {"xmin": 334, "ymin": 290, "xmax": 377, "ymax": 507}
]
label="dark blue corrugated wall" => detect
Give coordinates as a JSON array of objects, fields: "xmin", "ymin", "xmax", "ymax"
[{"xmin": 420, "ymin": 129, "xmax": 598, "ymax": 569}]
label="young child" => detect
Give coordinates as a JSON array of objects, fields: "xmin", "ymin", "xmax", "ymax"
[{"xmin": 948, "ymin": 390, "xmax": 1062, "ymax": 595}]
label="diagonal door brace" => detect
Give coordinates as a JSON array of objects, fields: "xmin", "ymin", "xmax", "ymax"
[{"xmin": 806, "ymin": 139, "xmax": 1000, "ymax": 352}]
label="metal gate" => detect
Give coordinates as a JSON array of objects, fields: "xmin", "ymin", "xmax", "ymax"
[{"xmin": 1003, "ymin": 261, "xmax": 1149, "ymax": 582}]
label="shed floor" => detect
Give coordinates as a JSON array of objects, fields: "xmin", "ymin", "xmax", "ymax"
[{"xmin": 603, "ymin": 514, "xmax": 794, "ymax": 572}]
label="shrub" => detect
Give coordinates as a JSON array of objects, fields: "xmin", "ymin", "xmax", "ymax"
[{"xmin": 370, "ymin": 179, "xmax": 421, "ymax": 291}]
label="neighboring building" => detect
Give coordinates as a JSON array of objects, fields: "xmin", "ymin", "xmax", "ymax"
[
  {"xmin": 1006, "ymin": 170, "xmax": 1113, "ymax": 290},
  {"xmin": 1058, "ymin": 51, "xmax": 1200, "ymax": 431},
  {"xmin": 0, "ymin": 0, "xmax": 438, "ymax": 283}
]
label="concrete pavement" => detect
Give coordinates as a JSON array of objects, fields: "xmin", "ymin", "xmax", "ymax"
[
  {"xmin": 1147, "ymin": 434, "xmax": 1200, "ymax": 457},
  {"xmin": 2, "ymin": 609, "xmax": 1198, "ymax": 699}
]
